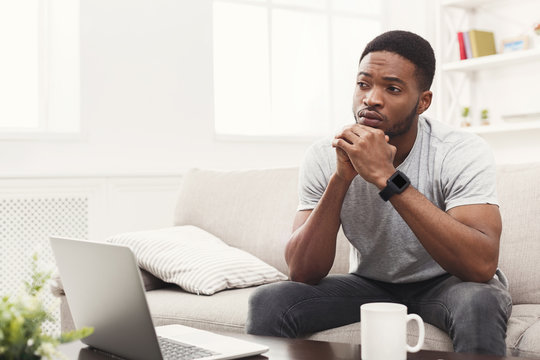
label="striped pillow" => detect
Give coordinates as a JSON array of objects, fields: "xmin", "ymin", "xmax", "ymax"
[{"xmin": 107, "ymin": 226, "xmax": 288, "ymax": 295}]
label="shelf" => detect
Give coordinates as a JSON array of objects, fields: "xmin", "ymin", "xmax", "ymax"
[
  {"xmin": 460, "ymin": 120, "xmax": 540, "ymax": 134},
  {"xmin": 441, "ymin": 0, "xmax": 506, "ymax": 9},
  {"xmin": 442, "ymin": 48, "xmax": 540, "ymax": 72}
]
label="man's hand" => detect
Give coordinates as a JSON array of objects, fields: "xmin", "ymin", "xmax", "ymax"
[
  {"xmin": 334, "ymin": 145, "xmax": 357, "ymax": 183},
  {"xmin": 332, "ymin": 124, "xmax": 397, "ymax": 189}
]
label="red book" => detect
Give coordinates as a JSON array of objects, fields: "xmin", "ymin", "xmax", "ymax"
[{"xmin": 457, "ymin": 32, "xmax": 467, "ymax": 60}]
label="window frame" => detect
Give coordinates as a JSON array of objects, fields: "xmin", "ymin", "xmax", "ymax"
[
  {"xmin": 0, "ymin": 0, "xmax": 81, "ymax": 141},
  {"xmin": 212, "ymin": 0, "xmax": 386, "ymax": 142}
]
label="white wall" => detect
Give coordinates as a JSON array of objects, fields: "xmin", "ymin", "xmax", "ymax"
[{"xmin": 0, "ymin": 0, "xmax": 536, "ymax": 177}]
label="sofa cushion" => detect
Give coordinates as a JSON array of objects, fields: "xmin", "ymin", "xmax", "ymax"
[
  {"xmin": 146, "ymin": 287, "xmax": 258, "ymax": 333},
  {"xmin": 506, "ymin": 304, "xmax": 540, "ymax": 358},
  {"xmin": 108, "ymin": 226, "xmax": 287, "ymax": 295},
  {"xmin": 496, "ymin": 163, "xmax": 540, "ymax": 304}
]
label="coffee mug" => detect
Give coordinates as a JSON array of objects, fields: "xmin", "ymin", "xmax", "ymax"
[{"xmin": 361, "ymin": 302, "xmax": 425, "ymax": 360}]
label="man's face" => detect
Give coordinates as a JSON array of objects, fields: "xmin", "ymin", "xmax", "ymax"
[{"xmin": 352, "ymin": 51, "xmax": 426, "ymax": 139}]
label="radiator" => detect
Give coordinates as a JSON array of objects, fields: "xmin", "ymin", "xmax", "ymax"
[{"xmin": 0, "ymin": 196, "xmax": 89, "ymax": 335}]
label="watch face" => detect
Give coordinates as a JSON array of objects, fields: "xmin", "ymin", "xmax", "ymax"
[{"xmin": 392, "ymin": 173, "xmax": 408, "ymax": 189}]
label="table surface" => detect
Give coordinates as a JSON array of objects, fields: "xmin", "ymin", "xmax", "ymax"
[{"xmin": 58, "ymin": 333, "xmax": 533, "ymax": 360}]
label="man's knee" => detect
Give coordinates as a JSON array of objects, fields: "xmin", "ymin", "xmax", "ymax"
[
  {"xmin": 448, "ymin": 282, "xmax": 511, "ymax": 320},
  {"xmin": 246, "ymin": 281, "xmax": 297, "ymax": 337},
  {"xmin": 446, "ymin": 282, "xmax": 511, "ymax": 356}
]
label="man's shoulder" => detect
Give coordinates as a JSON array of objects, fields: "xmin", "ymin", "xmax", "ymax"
[
  {"xmin": 300, "ymin": 137, "xmax": 336, "ymax": 180},
  {"xmin": 421, "ymin": 116, "xmax": 488, "ymax": 151}
]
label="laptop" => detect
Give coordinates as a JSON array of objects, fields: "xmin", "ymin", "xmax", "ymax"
[{"xmin": 50, "ymin": 237, "xmax": 269, "ymax": 360}]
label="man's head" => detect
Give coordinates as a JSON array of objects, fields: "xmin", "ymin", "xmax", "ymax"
[
  {"xmin": 352, "ymin": 31, "xmax": 435, "ymax": 141},
  {"xmin": 360, "ymin": 30, "xmax": 435, "ymax": 92}
]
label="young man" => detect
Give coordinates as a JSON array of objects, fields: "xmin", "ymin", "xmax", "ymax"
[{"xmin": 246, "ymin": 30, "xmax": 512, "ymax": 356}]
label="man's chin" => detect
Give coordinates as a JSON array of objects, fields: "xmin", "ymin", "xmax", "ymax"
[{"xmin": 359, "ymin": 117, "xmax": 383, "ymax": 128}]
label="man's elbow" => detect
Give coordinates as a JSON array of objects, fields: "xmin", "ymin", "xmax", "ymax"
[
  {"xmin": 288, "ymin": 267, "xmax": 325, "ymax": 285},
  {"xmin": 460, "ymin": 261, "xmax": 498, "ymax": 283}
]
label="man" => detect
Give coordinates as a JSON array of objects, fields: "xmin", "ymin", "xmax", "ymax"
[{"xmin": 246, "ymin": 30, "xmax": 512, "ymax": 356}]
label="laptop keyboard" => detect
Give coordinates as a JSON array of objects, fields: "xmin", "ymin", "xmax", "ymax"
[{"xmin": 158, "ymin": 336, "xmax": 220, "ymax": 360}]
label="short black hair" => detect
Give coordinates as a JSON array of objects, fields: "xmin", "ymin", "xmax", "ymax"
[{"xmin": 360, "ymin": 30, "xmax": 436, "ymax": 91}]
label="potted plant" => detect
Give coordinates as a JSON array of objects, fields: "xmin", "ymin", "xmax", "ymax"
[
  {"xmin": 481, "ymin": 108, "xmax": 490, "ymax": 126},
  {"xmin": 461, "ymin": 106, "xmax": 471, "ymax": 127},
  {"xmin": 0, "ymin": 254, "xmax": 93, "ymax": 360}
]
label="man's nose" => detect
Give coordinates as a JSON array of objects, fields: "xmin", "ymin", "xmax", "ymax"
[{"xmin": 363, "ymin": 88, "xmax": 383, "ymax": 107}]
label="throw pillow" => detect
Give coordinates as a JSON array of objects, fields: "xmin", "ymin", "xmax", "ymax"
[{"xmin": 107, "ymin": 226, "xmax": 288, "ymax": 295}]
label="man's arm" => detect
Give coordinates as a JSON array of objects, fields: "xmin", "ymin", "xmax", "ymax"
[
  {"xmin": 286, "ymin": 143, "xmax": 358, "ymax": 285},
  {"xmin": 388, "ymin": 187, "xmax": 501, "ymax": 283},
  {"xmin": 285, "ymin": 173, "xmax": 351, "ymax": 284}
]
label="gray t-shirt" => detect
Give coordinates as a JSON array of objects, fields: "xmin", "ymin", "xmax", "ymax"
[{"xmin": 298, "ymin": 116, "xmax": 498, "ymax": 283}]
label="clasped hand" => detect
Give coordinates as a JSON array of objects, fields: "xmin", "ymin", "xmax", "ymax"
[{"xmin": 332, "ymin": 124, "xmax": 397, "ymax": 189}]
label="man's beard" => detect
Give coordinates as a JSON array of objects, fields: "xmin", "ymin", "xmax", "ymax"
[
  {"xmin": 353, "ymin": 96, "xmax": 420, "ymax": 139},
  {"xmin": 385, "ymin": 97, "xmax": 420, "ymax": 139}
]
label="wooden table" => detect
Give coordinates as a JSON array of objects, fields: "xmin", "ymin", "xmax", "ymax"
[{"xmin": 59, "ymin": 333, "xmax": 535, "ymax": 360}]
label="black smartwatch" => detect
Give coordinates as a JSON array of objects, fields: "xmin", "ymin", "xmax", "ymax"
[{"xmin": 379, "ymin": 170, "xmax": 410, "ymax": 201}]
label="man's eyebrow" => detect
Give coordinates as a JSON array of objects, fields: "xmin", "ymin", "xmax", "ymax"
[
  {"xmin": 357, "ymin": 72, "xmax": 407, "ymax": 86},
  {"xmin": 382, "ymin": 76, "xmax": 406, "ymax": 85}
]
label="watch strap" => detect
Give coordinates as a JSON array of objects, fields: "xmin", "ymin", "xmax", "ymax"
[
  {"xmin": 379, "ymin": 184, "xmax": 395, "ymax": 201},
  {"xmin": 379, "ymin": 170, "xmax": 410, "ymax": 202}
]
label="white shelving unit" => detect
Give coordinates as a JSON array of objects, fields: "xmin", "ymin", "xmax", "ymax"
[
  {"xmin": 442, "ymin": 47, "xmax": 540, "ymax": 72},
  {"xmin": 436, "ymin": 0, "xmax": 540, "ymax": 133},
  {"xmin": 441, "ymin": 0, "xmax": 505, "ymax": 9},
  {"xmin": 463, "ymin": 120, "xmax": 540, "ymax": 134}
]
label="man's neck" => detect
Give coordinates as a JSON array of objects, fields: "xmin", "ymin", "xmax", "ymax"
[{"xmin": 390, "ymin": 118, "xmax": 419, "ymax": 168}]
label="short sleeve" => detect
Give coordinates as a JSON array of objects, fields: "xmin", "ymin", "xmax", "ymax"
[
  {"xmin": 441, "ymin": 135, "xmax": 498, "ymax": 211},
  {"xmin": 297, "ymin": 139, "xmax": 333, "ymax": 211}
]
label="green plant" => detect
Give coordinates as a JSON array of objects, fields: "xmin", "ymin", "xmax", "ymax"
[
  {"xmin": 0, "ymin": 254, "xmax": 93, "ymax": 360},
  {"xmin": 481, "ymin": 109, "xmax": 489, "ymax": 119},
  {"xmin": 461, "ymin": 106, "xmax": 470, "ymax": 118}
]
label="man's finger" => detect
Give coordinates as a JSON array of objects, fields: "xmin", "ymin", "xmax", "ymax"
[{"xmin": 332, "ymin": 138, "xmax": 353, "ymax": 151}]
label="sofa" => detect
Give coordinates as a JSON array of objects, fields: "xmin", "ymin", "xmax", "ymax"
[{"xmin": 53, "ymin": 163, "xmax": 540, "ymax": 358}]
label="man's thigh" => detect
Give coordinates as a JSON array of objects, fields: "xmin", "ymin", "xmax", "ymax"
[
  {"xmin": 405, "ymin": 274, "xmax": 512, "ymax": 334},
  {"xmin": 247, "ymin": 273, "xmax": 395, "ymax": 336}
]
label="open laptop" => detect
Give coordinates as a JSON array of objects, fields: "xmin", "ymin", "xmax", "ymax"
[{"xmin": 50, "ymin": 237, "xmax": 269, "ymax": 360}]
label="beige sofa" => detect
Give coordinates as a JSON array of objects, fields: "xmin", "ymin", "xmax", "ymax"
[{"xmin": 54, "ymin": 164, "xmax": 540, "ymax": 358}]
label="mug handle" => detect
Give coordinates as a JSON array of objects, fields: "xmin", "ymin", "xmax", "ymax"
[{"xmin": 406, "ymin": 314, "xmax": 425, "ymax": 353}]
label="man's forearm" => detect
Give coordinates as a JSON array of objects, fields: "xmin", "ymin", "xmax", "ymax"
[
  {"xmin": 285, "ymin": 173, "xmax": 352, "ymax": 284},
  {"xmin": 389, "ymin": 186, "xmax": 501, "ymax": 282}
]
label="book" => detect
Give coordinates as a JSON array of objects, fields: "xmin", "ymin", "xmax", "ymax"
[
  {"xmin": 469, "ymin": 30, "xmax": 496, "ymax": 57},
  {"xmin": 463, "ymin": 31, "xmax": 472, "ymax": 59},
  {"xmin": 457, "ymin": 32, "xmax": 467, "ymax": 60}
]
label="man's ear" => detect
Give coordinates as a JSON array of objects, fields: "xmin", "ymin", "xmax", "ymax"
[{"xmin": 417, "ymin": 90, "xmax": 432, "ymax": 115}]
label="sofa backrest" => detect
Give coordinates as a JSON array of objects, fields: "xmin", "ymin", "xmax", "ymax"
[
  {"xmin": 496, "ymin": 163, "xmax": 540, "ymax": 305},
  {"xmin": 173, "ymin": 168, "xmax": 350, "ymax": 276}
]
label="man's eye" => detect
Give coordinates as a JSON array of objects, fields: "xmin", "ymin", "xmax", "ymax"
[
  {"xmin": 357, "ymin": 82, "xmax": 368, "ymax": 88},
  {"xmin": 388, "ymin": 86, "xmax": 401, "ymax": 93}
]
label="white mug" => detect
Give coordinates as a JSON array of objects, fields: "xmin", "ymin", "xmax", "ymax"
[{"xmin": 361, "ymin": 302, "xmax": 425, "ymax": 360}]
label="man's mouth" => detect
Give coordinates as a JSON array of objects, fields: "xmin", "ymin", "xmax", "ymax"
[{"xmin": 357, "ymin": 109, "xmax": 384, "ymax": 127}]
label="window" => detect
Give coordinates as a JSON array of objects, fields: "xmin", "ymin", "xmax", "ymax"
[
  {"xmin": 0, "ymin": 0, "xmax": 79, "ymax": 137},
  {"xmin": 213, "ymin": 0, "xmax": 383, "ymax": 138}
]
